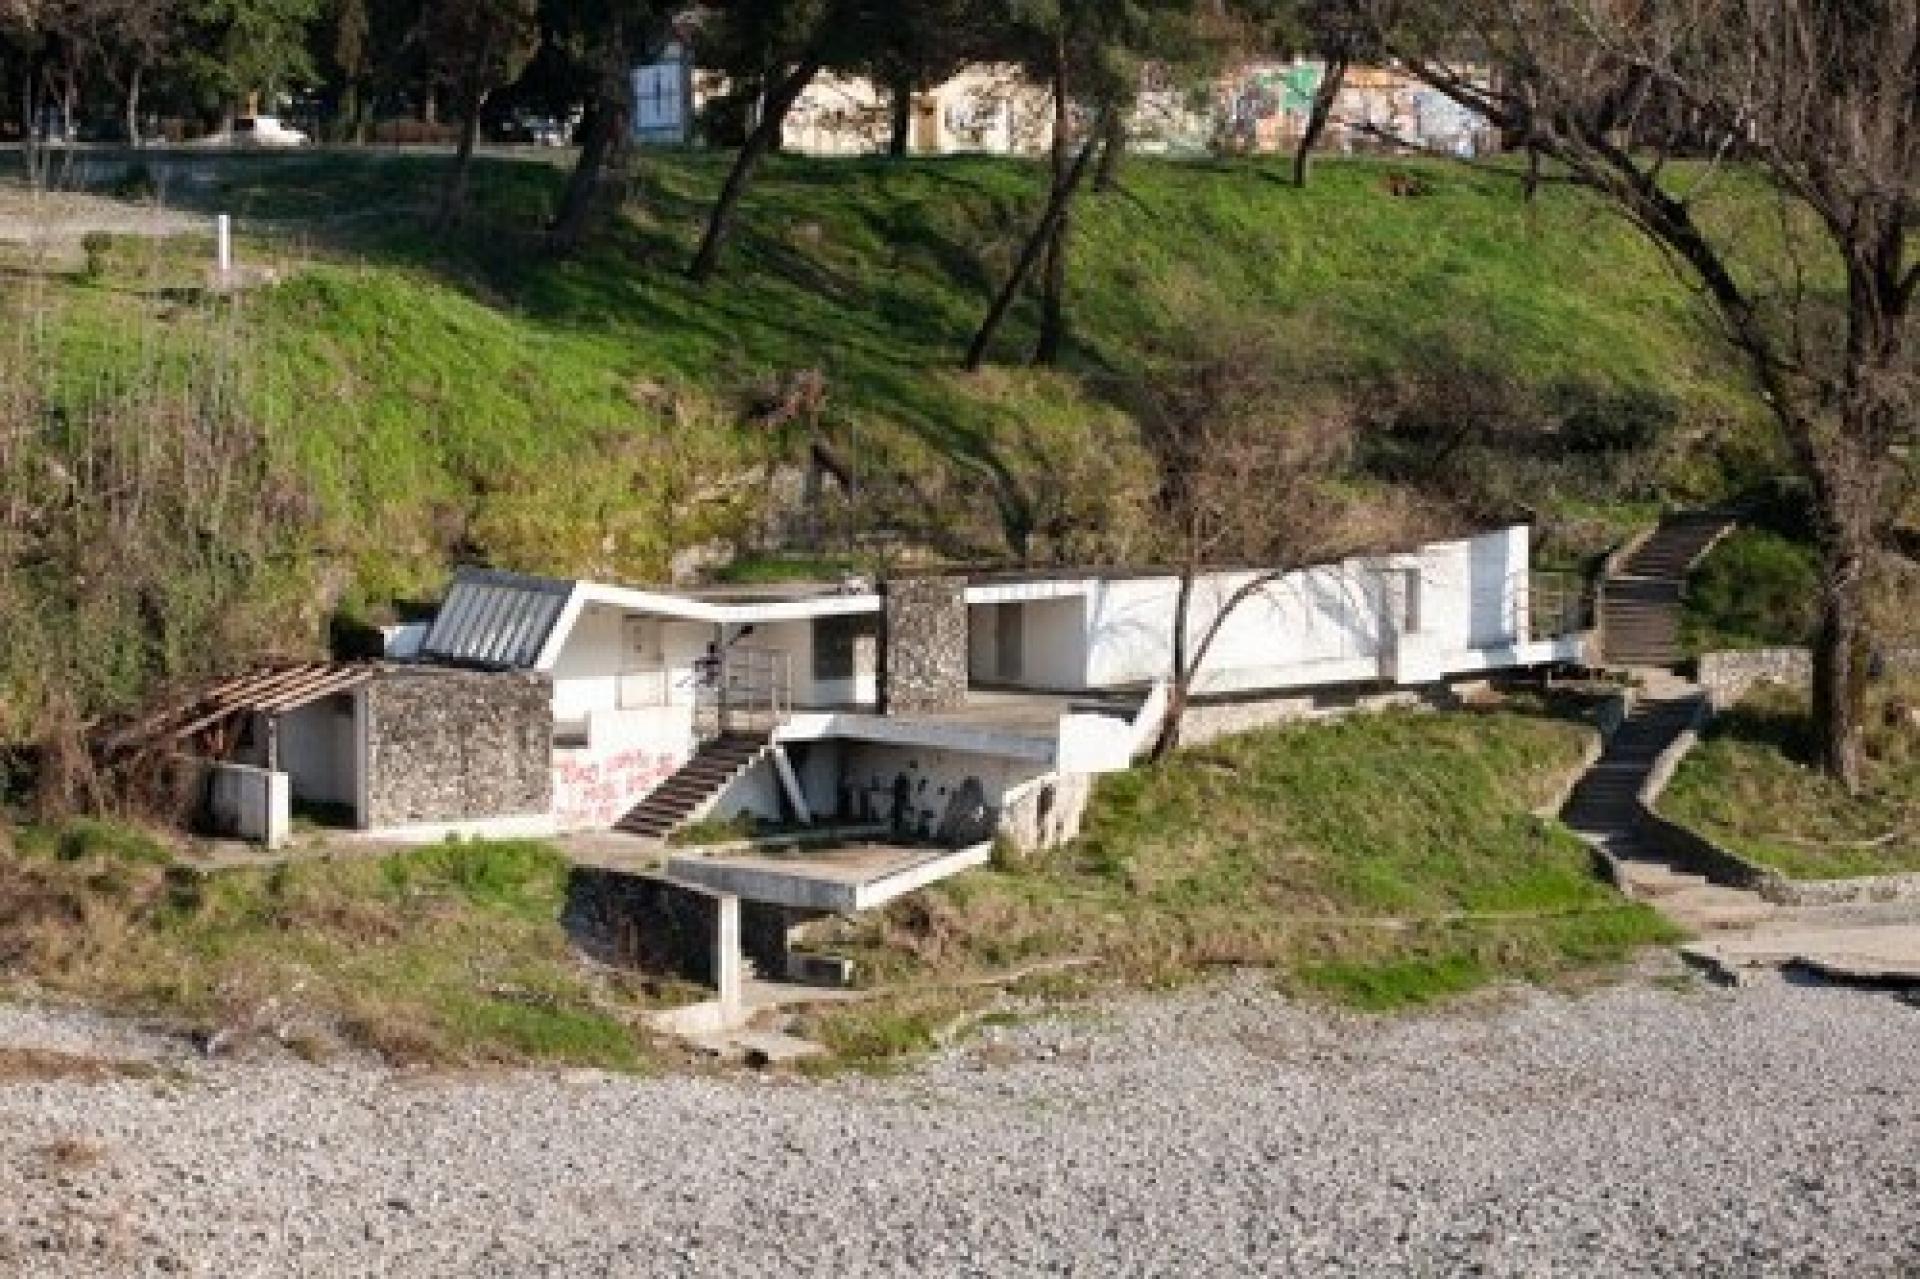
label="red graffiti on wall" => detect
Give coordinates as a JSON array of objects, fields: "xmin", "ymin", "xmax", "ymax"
[{"xmin": 553, "ymin": 747, "xmax": 686, "ymax": 828}]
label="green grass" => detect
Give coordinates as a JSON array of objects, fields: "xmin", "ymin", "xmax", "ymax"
[
  {"xmin": 2, "ymin": 150, "xmax": 1789, "ymax": 739},
  {"xmin": 1683, "ymin": 528, "xmax": 1820, "ymax": 653},
  {"xmin": 1661, "ymin": 681, "xmax": 1920, "ymax": 880},
  {"xmin": 16, "ymin": 152, "xmax": 1770, "ymax": 599},
  {"xmin": 809, "ymin": 707, "xmax": 1675, "ymax": 1059},
  {"xmin": 0, "ymin": 831, "xmax": 662, "ymax": 1069}
]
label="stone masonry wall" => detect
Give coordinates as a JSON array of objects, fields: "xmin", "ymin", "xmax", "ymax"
[
  {"xmin": 1699, "ymin": 646, "xmax": 1920, "ymax": 709},
  {"xmin": 363, "ymin": 670, "xmax": 552, "ymax": 829},
  {"xmin": 880, "ymin": 575, "xmax": 969, "ymax": 714}
]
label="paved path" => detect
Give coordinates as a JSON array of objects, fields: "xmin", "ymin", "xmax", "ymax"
[{"xmin": 1561, "ymin": 675, "xmax": 1782, "ymax": 932}]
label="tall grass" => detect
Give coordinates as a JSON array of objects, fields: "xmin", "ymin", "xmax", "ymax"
[{"xmin": 0, "ymin": 250, "xmax": 330, "ymax": 811}]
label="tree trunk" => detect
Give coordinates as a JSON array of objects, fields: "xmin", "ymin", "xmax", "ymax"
[
  {"xmin": 338, "ymin": 78, "xmax": 361, "ymax": 145},
  {"xmin": 1032, "ymin": 218, "xmax": 1068, "ymax": 365},
  {"xmin": 18, "ymin": 60, "xmax": 37, "ymax": 187},
  {"xmin": 1293, "ymin": 57, "xmax": 1347, "ymax": 189},
  {"xmin": 1093, "ymin": 112, "xmax": 1125, "ymax": 192},
  {"xmin": 887, "ymin": 71, "xmax": 912, "ymax": 157},
  {"xmin": 964, "ymin": 110, "xmax": 1106, "ymax": 371},
  {"xmin": 549, "ymin": 95, "xmax": 629, "ymax": 254},
  {"xmin": 1032, "ymin": 53, "xmax": 1072, "ymax": 366},
  {"xmin": 57, "ymin": 61, "xmax": 77, "ymax": 187},
  {"xmin": 1149, "ymin": 570, "xmax": 1197, "ymax": 762},
  {"xmin": 1810, "ymin": 529, "xmax": 1868, "ymax": 792},
  {"xmin": 688, "ymin": 55, "xmax": 822, "ymax": 284},
  {"xmin": 437, "ymin": 88, "xmax": 484, "ymax": 228}
]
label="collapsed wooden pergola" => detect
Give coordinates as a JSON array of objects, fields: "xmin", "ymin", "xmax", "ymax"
[{"xmin": 104, "ymin": 662, "xmax": 377, "ymax": 766}]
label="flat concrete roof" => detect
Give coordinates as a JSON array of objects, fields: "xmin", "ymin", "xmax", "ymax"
[{"xmin": 665, "ymin": 841, "xmax": 991, "ymax": 913}]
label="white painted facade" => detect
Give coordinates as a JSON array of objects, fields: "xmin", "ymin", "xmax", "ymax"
[
  {"xmin": 965, "ymin": 525, "xmax": 1565, "ymax": 698},
  {"xmin": 346, "ymin": 521, "xmax": 1583, "ymax": 842}
]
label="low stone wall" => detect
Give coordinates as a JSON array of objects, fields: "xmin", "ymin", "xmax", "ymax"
[
  {"xmin": 1699, "ymin": 645, "xmax": 1920, "ymax": 709},
  {"xmin": 1697, "ymin": 648, "xmax": 1812, "ymax": 708},
  {"xmin": 999, "ymin": 772, "xmax": 1096, "ymax": 852},
  {"xmin": 1180, "ymin": 685, "xmax": 1450, "ymax": 748},
  {"xmin": 1639, "ymin": 700, "xmax": 1920, "ymax": 907},
  {"xmin": 363, "ymin": 670, "xmax": 552, "ymax": 830},
  {"xmin": 565, "ymin": 868, "xmax": 730, "ymax": 986}
]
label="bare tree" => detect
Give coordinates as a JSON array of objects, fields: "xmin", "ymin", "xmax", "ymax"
[
  {"xmin": 1384, "ymin": 0, "xmax": 1917, "ymax": 790},
  {"xmin": 1130, "ymin": 325, "xmax": 1410, "ymax": 759}
]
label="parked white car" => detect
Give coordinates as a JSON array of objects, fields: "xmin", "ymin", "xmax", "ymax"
[{"xmin": 197, "ymin": 116, "xmax": 310, "ymax": 149}]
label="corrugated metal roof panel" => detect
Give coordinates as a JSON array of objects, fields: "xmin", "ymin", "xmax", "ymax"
[{"xmin": 420, "ymin": 569, "xmax": 573, "ymax": 669}]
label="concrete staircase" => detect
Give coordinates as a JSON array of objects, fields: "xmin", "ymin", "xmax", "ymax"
[
  {"xmin": 1599, "ymin": 511, "xmax": 1735, "ymax": 667},
  {"xmin": 614, "ymin": 731, "xmax": 771, "ymax": 841},
  {"xmin": 1560, "ymin": 687, "xmax": 1777, "ymax": 932}
]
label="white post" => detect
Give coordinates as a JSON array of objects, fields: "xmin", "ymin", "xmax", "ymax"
[
  {"xmin": 714, "ymin": 893, "xmax": 742, "ymax": 1019},
  {"xmin": 216, "ymin": 213, "xmax": 232, "ymax": 278}
]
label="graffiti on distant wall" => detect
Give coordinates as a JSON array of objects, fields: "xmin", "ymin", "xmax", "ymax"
[{"xmin": 553, "ymin": 747, "xmax": 686, "ymax": 829}]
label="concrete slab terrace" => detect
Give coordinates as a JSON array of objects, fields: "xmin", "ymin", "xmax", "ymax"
[
  {"xmin": 776, "ymin": 689, "xmax": 1146, "ymax": 764},
  {"xmin": 665, "ymin": 841, "xmax": 992, "ymax": 913},
  {"xmin": 1683, "ymin": 923, "xmax": 1920, "ymax": 988}
]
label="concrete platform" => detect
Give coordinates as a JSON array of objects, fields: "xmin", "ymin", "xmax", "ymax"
[
  {"xmin": 1683, "ymin": 924, "xmax": 1920, "ymax": 987},
  {"xmin": 666, "ymin": 841, "xmax": 992, "ymax": 913}
]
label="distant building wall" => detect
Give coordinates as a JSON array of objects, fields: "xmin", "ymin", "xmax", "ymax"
[
  {"xmin": 362, "ymin": 670, "xmax": 552, "ymax": 830},
  {"xmin": 630, "ymin": 56, "xmax": 1491, "ymax": 158}
]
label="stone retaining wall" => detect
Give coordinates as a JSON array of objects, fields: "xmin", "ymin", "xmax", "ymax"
[
  {"xmin": 1699, "ymin": 646, "xmax": 1920, "ymax": 709},
  {"xmin": 363, "ymin": 670, "xmax": 552, "ymax": 829},
  {"xmin": 565, "ymin": 868, "xmax": 729, "ymax": 986}
]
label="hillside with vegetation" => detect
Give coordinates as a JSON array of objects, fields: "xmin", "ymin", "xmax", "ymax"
[
  {"xmin": 0, "ymin": 150, "xmax": 1782, "ymax": 756},
  {"xmin": 1661, "ymin": 681, "xmax": 1920, "ymax": 881}
]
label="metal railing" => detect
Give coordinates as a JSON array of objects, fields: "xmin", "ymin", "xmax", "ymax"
[
  {"xmin": 694, "ymin": 645, "xmax": 793, "ymax": 740},
  {"xmin": 1528, "ymin": 570, "xmax": 1594, "ymax": 640}
]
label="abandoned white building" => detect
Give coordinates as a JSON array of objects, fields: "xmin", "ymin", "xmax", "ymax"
[{"xmin": 181, "ymin": 524, "xmax": 1583, "ymax": 855}]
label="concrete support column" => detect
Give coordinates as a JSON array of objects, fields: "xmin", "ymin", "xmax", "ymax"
[{"xmin": 714, "ymin": 892, "xmax": 742, "ymax": 1016}]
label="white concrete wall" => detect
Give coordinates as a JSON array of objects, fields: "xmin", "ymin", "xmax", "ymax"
[
  {"xmin": 207, "ymin": 763, "xmax": 291, "ymax": 848},
  {"xmin": 1084, "ymin": 563, "xmax": 1387, "ymax": 694},
  {"xmin": 1037, "ymin": 525, "xmax": 1535, "ymax": 695},
  {"xmin": 276, "ymin": 695, "xmax": 360, "ymax": 813},
  {"xmin": 838, "ymin": 742, "xmax": 1050, "ymax": 836},
  {"xmin": 550, "ymin": 606, "xmax": 710, "ymax": 725},
  {"xmin": 546, "ymin": 606, "xmax": 708, "ymax": 829},
  {"xmin": 709, "ymin": 758, "xmax": 786, "ymax": 825}
]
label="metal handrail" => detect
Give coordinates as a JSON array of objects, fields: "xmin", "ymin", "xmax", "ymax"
[
  {"xmin": 695, "ymin": 645, "xmax": 792, "ymax": 739},
  {"xmin": 1526, "ymin": 570, "xmax": 1593, "ymax": 640}
]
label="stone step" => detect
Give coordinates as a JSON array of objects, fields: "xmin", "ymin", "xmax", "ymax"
[
  {"xmin": 1617, "ymin": 862, "xmax": 1712, "ymax": 898},
  {"xmin": 1660, "ymin": 886, "xmax": 1778, "ymax": 931}
]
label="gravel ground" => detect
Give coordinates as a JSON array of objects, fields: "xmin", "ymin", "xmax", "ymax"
[{"xmin": 1, "ymin": 975, "xmax": 1916, "ymax": 1277}]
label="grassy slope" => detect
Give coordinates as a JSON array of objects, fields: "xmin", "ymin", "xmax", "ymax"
[
  {"xmin": 1661, "ymin": 682, "xmax": 1920, "ymax": 879},
  {"xmin": 806, "ymin": 708, "xmax": 1675, "ymax": 1063},
  {"xmin": 0, "ymin": 828, "xmax": 672, "ymax": 1067},
  {"xmin": 1682, "ymin": 528, "xmax": 1820, "ymax": 653},
  {"xmin": 24, "ymin": 151, "xmax": 1765, "ymax": 609}
]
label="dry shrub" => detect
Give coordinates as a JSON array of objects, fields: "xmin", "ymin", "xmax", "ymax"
[
  {"xmin": 36, "ymin": 1135, "xmax": 109, "ymax": 1169},
  {"xmin": 0, "ymin": 1048, "xmax": 130, "ymax": 1085},
  {"xmin": 1, "ymin": 292, "xmax": 327, "ymax": 822}
]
